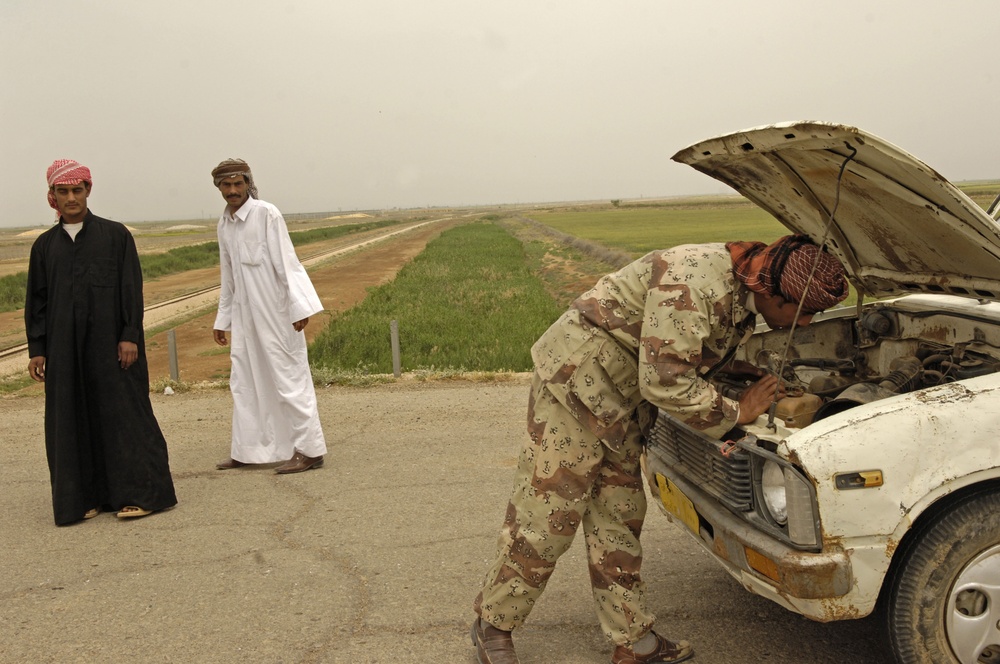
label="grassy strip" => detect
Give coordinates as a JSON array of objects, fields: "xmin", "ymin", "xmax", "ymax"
[
  {"xmin": 287, "ymin": 219, "xmax": 401, "ymax": 246},
  {"xmin": 141, "ymin": 242, "xmax": 221, "ymax": 279},
  {"xmin": 308, "ymin": 221, "xmax": 564, "ymax": 373}
]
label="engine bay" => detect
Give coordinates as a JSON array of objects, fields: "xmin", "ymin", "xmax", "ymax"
[{"xmin": 717, "ymin": 300, "xmax": 1000, "ymax": 430}]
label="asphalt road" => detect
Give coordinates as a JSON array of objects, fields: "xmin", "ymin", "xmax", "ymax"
[{"xmin": 0, "ymin": 378, "xmax": 895, "ymax": 663}]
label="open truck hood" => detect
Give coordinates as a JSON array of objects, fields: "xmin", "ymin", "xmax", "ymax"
[{"xmin": 672, "ymin": 121, "xmax": 1000, "ymax": 301}]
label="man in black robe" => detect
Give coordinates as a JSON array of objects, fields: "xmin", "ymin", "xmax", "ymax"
[{"xmin": 25, "ymin": 159, "xmax": 177, "ymax": 526}]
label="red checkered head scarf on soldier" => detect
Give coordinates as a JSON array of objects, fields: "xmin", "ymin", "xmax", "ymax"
[
  {"xmin": 727, "ymin": 235, "xmax": 849, "ymax": 314},
  {"xmin": 46, "ymin": 159, "xmax": 92, "ymax": 218}
]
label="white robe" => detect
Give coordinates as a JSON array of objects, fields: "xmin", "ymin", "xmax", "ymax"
[{"xmin": 213, "ymin": 198, "xmax": 327, "ymax": 462}]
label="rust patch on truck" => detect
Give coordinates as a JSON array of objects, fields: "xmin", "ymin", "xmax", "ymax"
[
  {"xmin": 743, "ymin": 545, "xmax": 852, "ymax": 601},
  {"xmin": 919, "ymin": 324, "xmax": 953, "ymax": 344},
  {"xmin": 914, "ymin": 382, "xmax": 975, "ymax": 404},
  {"xmin": 884, "ymin": 536, "xmax": 899, "ymax": 559},
  {"xmin": 817, "ymin": 598, "xmax": 863, "ymax": 622},
  {"xmin": 713, "ymin": 537, "xmax": 732, "ymax": 562}
]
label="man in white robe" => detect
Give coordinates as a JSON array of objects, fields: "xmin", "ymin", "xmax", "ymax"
[{"xmin": 211, "ymin": 159, "xmax": 327, "ymax": 474}]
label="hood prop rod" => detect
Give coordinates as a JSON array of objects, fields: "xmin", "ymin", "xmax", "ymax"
[{"xmin": 766, "ymin": 143, "xmax": 858, "ymax": 430}]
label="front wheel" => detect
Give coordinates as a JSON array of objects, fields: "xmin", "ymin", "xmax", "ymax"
[{"xmin": 887, "ymin": 490, "xmax": 1000, "ymax": 663}]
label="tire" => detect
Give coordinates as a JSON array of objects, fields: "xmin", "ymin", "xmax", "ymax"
[{"xmin": 887, "ymin": 489, "xmax": 1000, "ymax": 664}]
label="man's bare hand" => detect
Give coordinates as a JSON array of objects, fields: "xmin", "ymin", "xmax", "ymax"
[
  {"xmin": 214, "ymin": 329, "xmax": 228, "ymax": 346},
  {"xmin": 118, "ymin": 341, "xmax": 138, "ymax": 369},
  {"xmin": 293, "ymin": 317, "xmax": 309, "ymax": 332},
  {"xmin": 737, "ymin": 374, "xmax": 786, "ymax": 424},
  {"xmin": 28, "ymin": 356, "xmax": 45, "ymax": 382}
]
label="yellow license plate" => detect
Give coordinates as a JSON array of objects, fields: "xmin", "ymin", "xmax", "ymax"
[{"xmin": 655, "ymin": 474, "xmax": 700, "ymax": 535}]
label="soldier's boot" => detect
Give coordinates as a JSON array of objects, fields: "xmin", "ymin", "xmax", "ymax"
[
  {"xmin": 470, "ymin": 618, "xmax": 520, "ymax": 664},
  {"xmin": 611, "ymin": 632, "xmax": 694, "ymax": 664}
]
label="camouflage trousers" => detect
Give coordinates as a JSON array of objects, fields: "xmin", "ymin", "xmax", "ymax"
[{"xmin": 475, "ymin": 372, "xmax": 656, "ymax": 647}]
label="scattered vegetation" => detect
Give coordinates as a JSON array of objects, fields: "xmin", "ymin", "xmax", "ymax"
[
  {"xmin": 141, "ymin": 242, "xmax": 221, "ymax": 279},
  {"xmin": 149, "ymin": 376, "xmax": 193, "ymax": 394},
  {"xmin": 0, "ymin": 273, "xmax": 27, "ymax": 313},
  {"xmin": 0, "ymin": 374, "xmax": 35, "ymax": 395},
  {"xmin": 409, "ymin": 367, "xmax": 524, "ymax": 383},
  {"xmin": 309, "ymin": 366, "xmax": 397, "ymax": 387}
]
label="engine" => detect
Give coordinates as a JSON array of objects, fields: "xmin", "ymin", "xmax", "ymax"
[{"xmin": 713, "ymin": 304, "xmax": 1000, "ymax": 430}]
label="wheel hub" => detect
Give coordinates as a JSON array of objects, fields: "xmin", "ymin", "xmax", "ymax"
[{"xmin": 946, "ymin": 543, "xmax": 1000, "ymax": 663}]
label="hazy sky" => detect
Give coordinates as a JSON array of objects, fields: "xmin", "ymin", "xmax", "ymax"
[{"xmin": 2, "ymin": 0, "xmax": 996, "ymax": 228}]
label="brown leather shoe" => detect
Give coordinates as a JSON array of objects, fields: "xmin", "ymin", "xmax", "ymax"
[
  {"xmin": 611, "ymin": 632, "xmax": 693, "ymax": 664},
  {"xmin": 471, "ymin": 618, "xmax": 519, "ymax": 664},
  {"xmin": 274, "ymin": 451, "xmax": 324, "ymax": 474},
  {"xmin": 216, "ymin": 458, "xmax": 248, "ymax": 470}
]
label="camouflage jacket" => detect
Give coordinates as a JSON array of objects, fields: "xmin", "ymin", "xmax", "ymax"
[{"xmin": 531, "ymin": 243, "xmax": 756, "ymax": 447}]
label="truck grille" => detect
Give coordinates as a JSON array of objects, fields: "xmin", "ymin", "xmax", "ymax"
[{"xmin": 645, "ymin": 411, "xmax": 754, "ymax": 512}]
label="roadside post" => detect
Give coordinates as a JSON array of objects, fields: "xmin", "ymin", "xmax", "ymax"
[
  {"xmin": 390, "ymin": 320, "xmax": 401, "ymax": 378},
  {"xmin": 167, "ymin": 329, "xmax": 179, "ymax": 381}
]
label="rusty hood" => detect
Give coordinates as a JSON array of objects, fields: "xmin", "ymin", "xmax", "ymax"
[{"xmin": 672, "ymin": 121, "xmax": 1000, "ymax": 300}]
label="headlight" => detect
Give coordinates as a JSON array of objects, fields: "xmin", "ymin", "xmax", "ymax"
[{"xmin": 761, "ymin": 460, "xmax": 787, "ymax": 525}]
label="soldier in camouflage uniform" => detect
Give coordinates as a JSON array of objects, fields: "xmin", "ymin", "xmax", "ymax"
[{"xmin": 472, "ymin": 236, "xmax": 849, "ymax": 664}]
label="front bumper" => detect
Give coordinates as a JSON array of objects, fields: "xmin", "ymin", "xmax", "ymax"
[{"xmin": 645, "ymin": 452, "xmax": 860, "ymax": 622}]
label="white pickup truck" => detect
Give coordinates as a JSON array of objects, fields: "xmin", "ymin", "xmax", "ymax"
[{"xmin": 643, "ymin": 122, "xmax": 1000, "ymax": 664}]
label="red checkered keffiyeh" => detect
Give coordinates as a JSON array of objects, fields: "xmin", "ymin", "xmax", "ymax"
[
  {"xmin": 727, "ymin": 235, "xmax": 849, "ymax": 313},
  {"xmin": 46, "ymin": 159, "xmax": 92, "ymax": 217}
]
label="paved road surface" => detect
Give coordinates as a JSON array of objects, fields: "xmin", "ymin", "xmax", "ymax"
[{"xmin": 0, "ymin": 379, "xmax": 894, "ymax": 663}]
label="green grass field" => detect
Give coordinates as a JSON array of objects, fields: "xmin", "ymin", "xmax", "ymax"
[
  {"xmin": 524, "ymin": 203, "xmax": 787, "ymax": 256},
  {"xmin": 308, "ymin": 222, "xmax": 564, "ymax": 373}
]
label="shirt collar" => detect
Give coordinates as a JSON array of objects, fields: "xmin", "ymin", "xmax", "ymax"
[{"xmin": 224, "ymin": 198, "xmax": 254, "ymax": 223}]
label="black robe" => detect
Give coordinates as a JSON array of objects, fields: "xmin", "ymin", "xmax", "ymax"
[{"xmin": 25, "ymin": 212, "xmax": 177, "ymax": 525}]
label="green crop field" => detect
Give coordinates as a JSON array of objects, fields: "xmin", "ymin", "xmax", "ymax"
[
  {"xmin": 524, "ymin": 203, "xmax": 787, "ymax": 256},
  {"xmin": 309, "ymin": 222, "xmax": 564, "ymax": 374},
  {"xmin": 525, "ymin": 179, "xmax": 999, "ymax": 258}
]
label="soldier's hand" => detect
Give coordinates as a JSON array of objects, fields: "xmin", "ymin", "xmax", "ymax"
[{"xmin": 737, "ymin": 374, "xmax": 786, "ymax": 424}]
